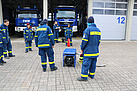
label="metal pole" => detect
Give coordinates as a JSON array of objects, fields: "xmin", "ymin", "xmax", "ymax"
[
  {"xmin": 0, "ymin": 0, "xmax": 3, "ymax": 24},
  {"xmin": 87, "ymin": 0, "xmax": 93, "ymax": 18},
  {"xmin": 125, "ymin": 0, "xmax": 135, "ymax": 41},
  {"xmin": 43, "ymin": 0, "xmax": 48, "ymax": 19}
]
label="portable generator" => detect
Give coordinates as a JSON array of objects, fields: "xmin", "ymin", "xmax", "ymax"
[{"xmin": 64, "ymin": 56, "xmax": 74, "ymax": 67}]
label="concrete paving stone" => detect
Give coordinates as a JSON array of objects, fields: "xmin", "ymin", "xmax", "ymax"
[
  {"xmin": 32, "ymin": 86, "xmax": 38, "ymax": 91},
  {"xmin": 74, "ymin": 89, "xmax": 85, "ymax": 91},
  {"xmin": 1, "ymin": 88, "xmax": 11, "ymax": 91},
  {"xmin": 0, "ymin": 38, "xmax": 137, "ymax": 91},
  {"xmin": 66, "ymin": 90, "xmax": 75, "ymax": 91}
]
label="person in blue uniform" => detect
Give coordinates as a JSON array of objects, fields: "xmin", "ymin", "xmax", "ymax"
[
  {"xmin": 35, "ymin": 19, "xmax": 58, "ymax": 72},
  {"xmin": 53, "ymin": 21, "xmax": 60, "ymax": 43},
  {"xmin": 77, "ymin": 16, "xmax": 101, "ymax": 81},
  {"xmin": 24, "ymin": 23, "xmax": 33, "ymax": 53},
  {"xmin": 65, "ymin": 24, "xmax": 73, "ymax": 46},
  {"xmin": 0, "ymin": 19, "xmax": 15, "ymax": 59},
  {"xmin": 0, "ymin": 28, "xmax": 6, "ymax": 64},
  {"xmin": 0, "ymin": 30, "xmax": 4, "ymax": 65}
]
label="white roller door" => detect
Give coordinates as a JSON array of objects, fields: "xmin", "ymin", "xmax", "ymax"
[
  {"xmin": 92, "ymin": 0, "xmax": 127, "ymax": 40},
  {"xmin": 131, "ymin": 1, "xmax": 137, "ymax": 40}
]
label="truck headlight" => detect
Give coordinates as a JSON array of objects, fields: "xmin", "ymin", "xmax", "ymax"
[
  {"xmin": 73, "ymin": 26, "xmax": 77, "ymax": 30},
  {"xmin": 33, "ymin": 28, "xmax": 36, "ymax": 32},
  {"xmin": 16, "ymin": 28, "xmax": 20, "ymax": 32}
]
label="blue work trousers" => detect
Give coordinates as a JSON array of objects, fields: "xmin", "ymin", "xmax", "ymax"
[
  {"xmin": 25, "ymin": 41, "xmax": 32, "ymax": 51},
  {"xmin": 54, "ymin": 31, "xmax": 59, "ymax": 43},
  {"xmin": 39, "ymin": 48, "xmax": 55, "ymax": 69},
  {"xmin": 0, "ymin": 48, "xmax": 3, "ymax": 63},
  {"xmin": 65, "ymin": 37, "xmax": 72, "ymax": 46},
  {"xmin": 3, "ymin": 40, "xmax": 13, "ymax": 57},
  {"xmin": 81, "ymin": 57, "xmax": 97, "ymax": 80}
]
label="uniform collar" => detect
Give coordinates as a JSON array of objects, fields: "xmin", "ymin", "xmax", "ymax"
[
  {"xmin": 89, "ymin": 23, "xmax": 96, "ymax": 27},
  {"xmin": 2, "ymin": 23, "xmax": 6, "ymax": 26},
  {"xmin": 2, "ymin": 23, "xmax": 8, "ymax": 28}
]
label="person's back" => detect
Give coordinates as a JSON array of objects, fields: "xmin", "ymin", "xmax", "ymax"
[
  {"xmin": 35, "ymin": 19, "xmax": 57, "ymax": 72},
  {"xmin": 36, "ymin": 24, "xmax": 54, "ymax": 48},
  {"xmin": 77, "ymin": 16, "xmax": 101, "ymax": 81},
  {"xmin": 82, "ymin": 23, "xmax": 101, "ymax": 58}
]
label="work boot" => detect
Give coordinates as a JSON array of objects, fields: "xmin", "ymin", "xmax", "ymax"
[
  {"xmin": 29, "ymin": 49, "xmax": 33, "ymax": 51},
  {"xmin": 43, "ymin": 68, "xmax": 46, "ymax": 72},
  {"xmin": 51, "ymin": 67, "xmax": 58, "ymax": 71},
  {"xmin": 5, "ymin": 56, "xmax": 9, "ymax": 59},
  {"xmin": 77, "ymin": 77, "xmax": 87, "ymax": 81},
  {"xmin": 1, "ymin": 60, "xmax": 6, "ymax": 63},
  {"xmin": 25, "ymin": 51, "xmax": 28, "ymax": 53},
  {"xmin": 0, "ymin": 63, "xmax": 3, "ymax": 65},
  {"xmin": 9, "ymin": 55, "xmax": 15, "ymax": 57},
  {"xmin": 88, "ymin": 75, "xmax": 94, "ymax": 79}
]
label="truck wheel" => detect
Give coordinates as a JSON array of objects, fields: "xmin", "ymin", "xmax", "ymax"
[
  {"xmin": 73, "ymin": 32, "xmax": 77, "ymax": 37},
  {"xmin": 18, "ymin": 32, "xmax": 23, "ymax": 37}
]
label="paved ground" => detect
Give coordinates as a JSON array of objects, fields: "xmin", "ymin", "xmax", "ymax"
[{"xmin": 0, "ymin": 37, "xmax": 137, "ymax": 91}]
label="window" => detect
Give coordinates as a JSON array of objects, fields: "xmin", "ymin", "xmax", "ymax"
[
  {"xmin": 57, "ymin": 11, "xmax": 75, "ymax": 18},
  {"xmin": 105, "ymin": 10, "xmax": 115, "ymax": 15},
  {"xmin": 18, "ymin": 14, "xmax": 37, "ymax": 18},
  {"xmin": 134, "ymin": 1, "xmax": 137, "ymax": 16},
  {"xmin": 93, "ymin": 0, "xmax": 127, "ymax": 15},
  {"xmin": 116, "ymin": 10, "xmax": 126, "ymax": 15},
  {"xmin": 133, "ymin": 11, "xmax": 137, "ymax": 16},
  {"xmin": 93, "ymin": 2, "xmax": 104, "ymax": 8},
  {"xmin": 116, "ymin": 0, "xmax": 127, "ymax": 2},
  {"xmin": 134, "ymin": 4, "xmax": 137, "ymax": 9},
  {"xmin": 104, "ymin": 0, "xmax": 115, "ymax": 1},
  {"xmin": 105, "ymin": 3, "xmax": 115, "ymax": 8},
  {"xmin": 116, "ymin": 3, "xmax": 127, "ymax": 9},
  {"xmin": 93, "ymin": 9, "xmax": 104, "ymax": 14}
]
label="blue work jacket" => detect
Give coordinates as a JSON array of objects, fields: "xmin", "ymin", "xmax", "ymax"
[
  {"xmin": 81, "ymin": 23, "xmax": 101, "ymax": 58},
  {"xmin": 65, "ymin": 27, "xmax": 73, "ymax": 38},
  {"xmin": 35, "ymin": 24, "xmax": 55, "ymax": 48},
  {"xmin": 0, "ymin": 23, "xmax": 10, "ymax": 44},
  {"xmin": 24, "ymin": 27, "xmax": 33, "ymax": 41}
]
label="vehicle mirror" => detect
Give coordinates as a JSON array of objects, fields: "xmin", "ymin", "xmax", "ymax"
[{"xmin": 38, "ymin": 14, "xmax": 41, "ymax": 18}]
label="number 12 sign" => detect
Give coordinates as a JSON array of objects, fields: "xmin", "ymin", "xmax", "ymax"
[{"xmin": 117, "ymin": 17, "xmax": 126, "ymax": 24}]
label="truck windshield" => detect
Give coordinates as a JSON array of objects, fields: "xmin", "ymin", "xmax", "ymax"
[
  {"xmin": 56, "ymin": 10, "xmax": 75, "ymax": 18},
  {"xmin": 17, "ymin": 10, "xmax": 38, "ymax": 18},
  {"xmin": 18, "ymin": 14, "xmax": 37, "ymax": 18}
]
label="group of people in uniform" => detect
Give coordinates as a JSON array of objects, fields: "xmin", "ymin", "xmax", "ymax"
[
  {"xmin": 53, "ymin": 21, "xmax": 73, "ymax": 46},
  {"xmin": 34, "ymin": 16, "xmax": 101, "ymax": 81},
  {"xmin": 0, "ymin": 16, "xmax": 101, "ymax": 81},
  {"xmin": 0, "ymin": 19, "xmax": 15, "ymax": 65}
]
